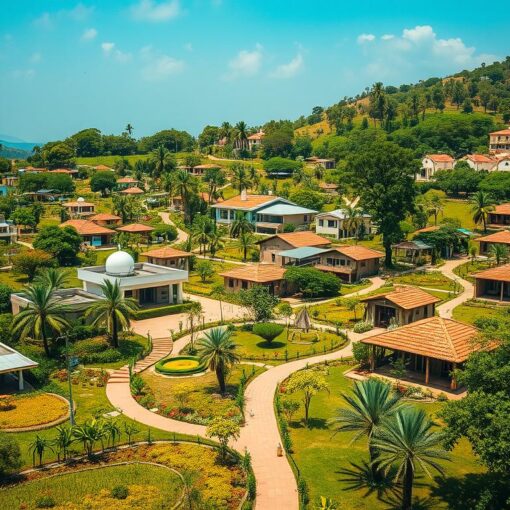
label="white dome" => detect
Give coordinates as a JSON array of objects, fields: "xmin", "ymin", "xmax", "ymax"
[
  {"xmin": 77, "ymin": 197, "xmax": 85, "ymax": 202},
  {"xmin": 105, "ymin": 250, "xmax": 135, "ymax": 276}
]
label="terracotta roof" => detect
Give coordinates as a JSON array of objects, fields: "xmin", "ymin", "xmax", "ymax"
[
  {"xmin": 490, "ymin": 204, "xmax": 510, "ymax": 216},
  {"xmin": 120, "ymin": 186, "xmax": 144, "ymax": 194},
  {"xmin": 361, "ymin": 286, "xmax": 441, "ymax": 309},
  {"xmin": 490, "ymin": 129, "xmax": 510, "ymax": 136},
  {"xmin": 319, "ymin": 182, "xmax": 339, "ymax": 190},
  {"xmin": 116, "ymin": 177, "xmax": 138, "ymax": 183},
  {"xmin": 426, "ymin": 154, "xmax": 455, "ymax": 163},
  {"xmin": 50, "ymin": 168, "xmax": 77, "ymax": 174},
  {"xmin": 194, "ymin": 164, "xmax": 221, "ymax": 169},
  {"xmin": 326, "ymin": 245, "xmax": 384, "ymax": 261},
  {"xmin": 414, "ymin": 226, "xmax": 439, "ymax": 234},
  {"xmin": 89, "ymin": 213, "xmax": 121, "ymax": 222},
  {"xmin": 467, "ymin": 154, "xmax": 495, "ymax": 163},
  {"xmin": 261, "ymin": 231, "xmax": 331, "ymax": 248},
  {"xmin": 474, "ymin": 263, "xmax": 510, "ymax": 283},
  {"xmin": 60, "ymin": 219, "xmax": 115, "ymax": 236},
  {"xmin": 220, "ymin": 264, "xmax": 286, "ymax": 283},
  {"xmin": 63, "ymin": 201, "xmax": 95, "ymax": 208},
  {"xmin": 213, "ymin": 194, "xmax": 276, "ymax": 210},
  {"xmin": 476, "ymin": 230, "xmax": 510, "ymax": 245},
  {"xmin": 117, "ymin": 223, "xmax": 155, "ymax": 233},
  {"xmin": 95, "ymin": 164, "xmax": 112, "ymax": 171},
  {"xmin": 247, "ymin": 131, "xmax": 265, "ymax": 140},
  {"xmin": 361, "ymin": 317, "xmax": 482, "ymax": 363},
  {"xmin": 142, "ymin": 247, "xmax": 192, "ymax": 259}
]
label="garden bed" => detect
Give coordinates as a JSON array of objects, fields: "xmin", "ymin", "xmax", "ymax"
[{"xmin": 155, "ymin": 355, "xmax": 207, "ymax": 376}]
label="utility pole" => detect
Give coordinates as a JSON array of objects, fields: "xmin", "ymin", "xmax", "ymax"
[{"xmin": 64, "ymin": 334, "xmax": 75, "ymax": 426}]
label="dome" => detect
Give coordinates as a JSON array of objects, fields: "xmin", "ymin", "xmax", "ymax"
[
  {"xmin": 105, "ymin": 250, "xmax": 135, "ymax": 276},
  {"xmin": 77, "ymin": 197, "xmax": 85, "ymax": 202}
]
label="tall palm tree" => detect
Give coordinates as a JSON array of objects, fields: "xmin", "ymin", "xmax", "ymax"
[
  {"xmin": 162, "ymin": 171, "xmax": 177, "ymax": 208},
  {"xmin": 204, "ymin": 167, "xmax": 226, "ymax": 206},
  {"xmin": 344, "ymin": 205, "xmax": 365, "ymax": 243},
  {"xmin": 229, "ymin": 211, "xmax": 254, "ymax": 238},
  {"xmin": 233, "ymin": 121, "xmax": 248, "ymax": 150},
  {"xmin": 197, "ymin": 327, "xmax": 240, "ymax": 394},
  {"xmin": 150, "ymin": 144, "xmax": 173, "ymax": 180},
  {"xmin": 208, "ymin": 228, "xmax": 224, "ymax": 257},
  {"xmin": 237, "ymin": 232, "xmax": 256, "ymax": 261},
  {"xmin": 327, "ymin": 378, "xmax": 403, "ymax": 477},
  {"xmin": 34, "ymin": 268, "xmax": 70, "ymax": 291},
  {"xmin": 248, "ymin": 165, "xmax": 260, "ymax": 189},
  {"xmin": 125, "ymin": 123, "xmax": 134, "ymax": 136},
  {"xmin": 192, "ymin": 218, "xmax": 213, "ymax": 255},
  {"xmin": 489, "ymin": 243, "xmax": 508, "ymax": 265},
  {"xmin": 85, "ymin": 280, "xmax": 138, "ymax": 348},
  {"xmin": 427, "ymin": 194, "xmax": 444, "ymax": 226},
  {"xmin": 470, "ymin": 190, "xmax": 494, "ymax": 233},
  {"xmin": 174, "ymin": 170, "xmax": 198, "ymax": 224},
  {"xmin": 231, "ymin": 164, "xmax": 252, "ymax": 193},
  {"xmin": 12, "ymin": 284, "xmax": 69, "ymax": 357},
  {"xmin": 219, "ymin": 121, "xmax": 232, "ymax": 142},
  {"xmin": 371, "ymin": 408, "xmax": 449, "ymax": 510}
]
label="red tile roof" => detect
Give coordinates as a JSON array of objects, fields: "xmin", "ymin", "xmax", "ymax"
[
  {"xmin": 63, "ymin": 201, "xmax": 95, "ymax": 208},
  {"xmin": 214, "ymin": 194, "xmax": 276, "ymax": 210},
  {"xmin": 426, "ymin": 154, "xmax": 455, "ymax": 163},
  {"xmin": 361, "ymin": 286, "xmax": 441, "ymax": 309},
  {"xmin": 94, "ymin": 164, "xmax": 112, "ymax": 171},
  {"xmin": 476, "ymin": 230, "xmax": 510, "ymax": 245},
  {"xmin": 116, "ymin": 177, "xmax": 138, "ymax": 183},
  {"xmin": 142, "ymin": 247, "xmax": 192, "ymax": 259},
  {"xmin": 260, "ymin": 231, "xmax": 331, "ymax": 248},
  {"xmin": 490, "ymin": 204, "xmax": 510, "ymax": 216},
  {"xmin": 120, "ymin": 186, "xmax": 144, "ymax": 194},
  {"xmin": 89, "ymin": 213, "xmax": 121, "ymax": 222},
  {"xmin": 60, "ymin": 219, "xmax": 115, "ymax": 236},
  {"xmin": 326, "ymin": 245, "xmax": 384, "ymax": 261},
  {"xmin": 467, "ymin": 154, "xmax": 496, "ymax": 163},
  {"xmin": 490, "ymin": 129, "xmax": 510, "ymax": 136},
  {"xmin": 473, "ymin": 263, "xmax": 510, "ymax": 283},
  {"xmin": 220, "ymin": 264, "xmax": 286, "ymax": 283},
  {"xmin": 117, "ymin": 223, "xmax": 154, "ymax": 233}
]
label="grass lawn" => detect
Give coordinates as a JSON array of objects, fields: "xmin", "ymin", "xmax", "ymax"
[
  {"xmin": 307, "ymin": 300, "xmax": 365, "ymax": 327},
  {"xmin": 214, "ymin": 239, "xmax": 260, "ymax": 262},
  {"xmin": 75, "ymin": 153, "xmax": 195, "ymax": 167},
  {"xmin": 280, "ymin": 364, "xmax": 485, "ymax": 509},
  {"xmin": 389, "ymin": 270, "xmax": 457, "ymax": 291},
  {"xmin": 442, "ymin": 199, "xmax": 476, "ymax": 230},
  {"xmin": 1, "ymin": 463, "xmax": 182, "ymax": 509},
  {"xmin": 184, "ymin": 259, "xmax": 238, "ymax": 297},
  {"xmin": 231, "ymin": 327, "xmax": 346, "ymax": 362},
  {"xmin": 141, "ymin": 363, "xmax": 264, "ymax": 424},
  {"xmin": 453, "ymin": 259, "xmax": 492, "ymax": 283},
  {"xmin": 451, "ymin": 301, "xmax": 507, "ymax": 325}
]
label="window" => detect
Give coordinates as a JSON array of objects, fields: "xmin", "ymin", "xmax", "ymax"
[
  {"xmin": 228, "ymin": 278, "xmax": 234, "ymax": 288},
  {"xmin": 328, "ymin": 220, "xmax": 336, "ymax": 228},
  {"xmin": 318, "ymin": 219, "xmax": 323, "ymax": 227},
  {"xmin": 304, "ymin": 215, "xmax": 308, "ymax": 222},
  {"xmin": 340, "ymin": 259, "xmax": 346, "ymax": 266},
  {"xmin": 242, "ymin": 280, "xmax": 248, "ymax": 289},
  {"xmin": 219, "ymin": 209, "xmax": 229, "ymax": 220},
  {"xmin": 360, "ymin": 261, "xmax": 366, "ymax": 268},
  {"xmin": 271, "ymin": 253, "xmax": 276, "ymax": 262}
]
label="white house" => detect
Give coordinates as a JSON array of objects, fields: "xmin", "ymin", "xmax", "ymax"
[
  {"xmin": 462, "ymin": 154, "xmax": 497, "ymax": 172},
  {"xmin": 493, "ymin": 154, "xmax": 510, "ymax": 172},
  {"xmin": 315, "ymin": 208, "xmax": 373, "ymax": 240},
  {"xmin": 247, "ymin": 131, "xmax": 265, "ymax": 150},
  {"xmin": 419, "ymin": 154, "xmax": 455, "ymax": 181}
]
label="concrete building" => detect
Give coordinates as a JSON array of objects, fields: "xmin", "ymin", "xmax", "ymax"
[
  {"xmin": 489, "ymin": 128, "xmax": 510, "ymax": 154},
  {"xmin": 0, "ymin": 343, "xmax": 37, "ymax": 391},
  {"xmin": 487, "ymin": 204, "xmax": 510, "ymax": 229},
  {"xmin": 315, "ymin": 208, "xmax": 373, "ymax": 240},
  {"xmin": 462, "ymin": 154, "xmax": 496, "ymax": 172},
  {"xmin": 247, "ymin": 131, "xmax": 265, "ymax": 150},
  {"xmin": 473, "ymin": 263, "xmax": 510, "ymax": 302},
  {"xmin": 63, "ymin": 197, "xmax": 95, "ymax": 218},
  {"xmin": 419, "ymin": 154, "xmax": 455, "ymax": 181},
  {"xmin": 476, "ymin": 230, "xmax": 510, "ymax": 256},
  {"xmin": 89, "ymin": 213, "xmax": 122, "ymax": 227},
  {"xmin": 142, "ymin": 247, "xmax": 192, "ymax": 270},
  {"xmin": 116, "ymin": 177, "xmax": 140, "ymax": 190},
  {"xmin": 220, "ymin": 263, "xmax": 289, "ymax": 296},
  {"xmin": 60, "ymin": 219, "xmax": 116, "ymax": 247}
]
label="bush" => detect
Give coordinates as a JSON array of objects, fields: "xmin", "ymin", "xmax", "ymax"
[
  {"xmin": 111, "ymin": 485, "xmax": 129, "ymax": 500},
  {"xmin": 284, "ymin": 266, "xmax": 341, "ymax": 298},
  {"xmin": 252, "ymin": 323, "xmax": 285, "ymax": 344},
  {"xmin": 70, "ymin": 337, "xmax": 122, "ymax": 364},
  {"xmin": 352, "ymin": 341, "xmax": 370, "ymax": 367},
  {"xmin": 240, "ymin": 323, "xmax": 253, "ymax": 332},
  {"xmin": 12, "ymin": 249, "xmax": 54, "ymax": 281},
  {"xmin": 132, "ymin": 302, "xmax": 193, "ymax": 320},
  {"xmin": 353, "ymin": 321, "xmax": 373, "ymax": 334},
  {"xmin": 0, "ymin": 433, "xmax": 21, "ymax": 476},
  {"xmin": 36, "ymin": 496, "xmax": 56, "ymax": 508},
  {"xmin": 263, "ymin": 157, "xmax": 302, "ymax": 177}
]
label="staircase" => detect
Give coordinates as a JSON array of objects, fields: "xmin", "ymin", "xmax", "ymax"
[{"xmin": 108, "ymin": 337, "xmax": 173, "ymax": 384}]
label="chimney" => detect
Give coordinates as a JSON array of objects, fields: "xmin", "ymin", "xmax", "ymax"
[{"xmin": 241, "ymin": 188, "xmax": 247, "ymax": 201}]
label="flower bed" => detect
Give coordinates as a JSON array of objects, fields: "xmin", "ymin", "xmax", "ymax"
[
  {"xmin": 155, "ymin": 355, "xmax": 207, "ymax": 376},
  {"xmin": 0, "ymin": 392, "xmax": 69, "ymax": 432}
]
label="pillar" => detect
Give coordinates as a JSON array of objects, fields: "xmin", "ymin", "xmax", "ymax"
[
  {"xmin": 370, "ymin": 345, "xmax": 375, "ymax": 371},
  {"xmin": 18, "ymin": 370, "xmax": 24, "ymax": 391},
  {"xmin": 425, "ymin": 357, "xmax": 430, "ymax": 384},
  {"xmin": 450, "ymin": 362, "xmax": 457, "ymax": 390},
  {"xmin": 176, "ymin": 283, "xmax": 183, "ymax": 304},
  {"xmin": 168, "ymin": 284, "xmax": 174, "ymax": 304},
  {"xmin": 500, "ymin": 281, "xmax": 504, "ymax": 302}
]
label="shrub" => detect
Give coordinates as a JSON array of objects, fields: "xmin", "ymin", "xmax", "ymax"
[
  {"xmin": 252, "ymin": 323, "xmax": 284, "ymax": 344},
  {"xmin": 132, "ymin": 302, "xmax": 193, "ymax": 320},
  {"xmin": 130, "ymin": 375, "xmax": 146, "ymax": 396},
  {"xmin": 0, "ymin": 432, "xmax": 21, "ymax": 476},
  {"xmin": 12, "ymin": 249, "xmax": 54, "ymax": 281},
  {"xmin": 353, "ymin": 321, "xmax": 373, "ymax": 334},
  {"xmin": 247, "ymin": 473, "xmax": 256, "ymax": 500},
  {"xmin": 36, "ymin": 496, "xmax": 56, "ymax": 508},
  {"xmin": 240, "ymin": 323, "xmax": 253, "ymax": 332},
  {"xmin": 284, "ymin": 266, "xmax": 340, "ymax": 298},
  {"xmin": 352, "ymin": 341, "xmax": 371, "ymax": 367},
  {"xmin": 111, "ymin": 485, "xmax": 129, "ymax": 500}
]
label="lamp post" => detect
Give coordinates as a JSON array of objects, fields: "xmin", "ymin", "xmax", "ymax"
[{"xmin": 59, "ymin": 334, "xmax": 75, "ymax": 426}]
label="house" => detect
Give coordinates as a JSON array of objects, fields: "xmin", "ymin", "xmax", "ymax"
[
  {"xmin": 0, "ymin": 342, "xmax": 38, "ymax": 391},
  {"xmin": 476, "ymin": 230, "xmax": 510, "ymax": 255},
  {"xmin": 116, "ymin": 177, "xmax": 140, "ymax": 190},
  {"xmin": 258, "ymin": 231, "xmax": 331, "ymax": 265},
  {"xmin": 493, "ymin": 153, "xmax": 510, "ymax": 171},
  {"xmin": 63, "ymin": 198, "xmax": 95, "ymax": 218},
  {"xmin": 77, "ymin": 250, "xmax": 188, "ymax": 306},
  {"xmin": 489, "ymin": 128, "xmax": 510, "ymax": 154},
  {"xmin": 49, "ymin": 168, "xmax": 79, "ymax": 178},
  {"xmin": 60, "ymin": 219, "xmax": 115, "ymax": 247},
  {"xmin": 117, "ymin": 223, "xmax": 155, "ymax": 242},
  {"xmin": 94, "ymin": 164, "xmax": 113, "ymax": 171},
  {"xmin": 462, "ymin": 154, "xmax": 496, "ymax": 172},
  {"xmin": 315, "ymin": 209, "xmax": 373, "ymax": 240},
  {"xmin": 89, "ymin": 213, "xmax": 122, "ymax": 227},
  {"xmin": 191, "ymin": 164, "xmax": 221, "ymax": 176},
  {"xmin": 319, "ymin": 182, "xmax": 339, "ymax": 194},
  {"xmin": 487, "ymin": 204, "xmax": 510, "ymax": 228},
  {"xmin": 211, "ymin": 191, "xmax": 317, "ymax": 234},
  {"xmin": 0, "ymin": 220, "xmax": 17, "ymax": 244},
  {"xmin": 2, "ymin": 175, "xmax": 18, "ymax": 187},
  {"xmin": 120, "ymin": 186, "xmax": 144, "ymax": 195},
  {"xmin": 473, "ymin": 263, "xmax": 510, "ymax": 301},
  {"xmin": 315, "ymin": 245, "xmax": 384, "ymax": 283},
  {"xmin": 305, "ymin": 157, "xmax": 335, "ymax": 170},
  {"xmin": 23, "ymin": 189, "xmax": 63, "ymax": 202},
  {"xmin": 360, "ymin": 317, "xmax": 488, "ymax": 390},
  {"xmin": 419, "ymin": 154, "xmax": 455, "ymax": 181},
  {"xmin": 142, "ymin": 247, "xmax": 192, "ymax": 270},
  {"xmin": 220, "ymin": 264, "xmax": 291, "ymax": 296},
  {"xmin": 247, "ymin": 131, "xmax": 265, "ymax": 150},
  {"xmin": 361, "ymin": 286, "xmax": 441, "ymax": 328}
]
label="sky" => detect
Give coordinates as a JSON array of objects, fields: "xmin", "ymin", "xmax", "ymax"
[{"xmin": 0, "ymin": 0, "xmax": 508, "ymax": 142}]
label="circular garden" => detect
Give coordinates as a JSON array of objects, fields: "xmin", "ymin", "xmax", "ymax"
[{"xmin": 155, "ymin": 355, "xmax": 207, "ymax": 376}]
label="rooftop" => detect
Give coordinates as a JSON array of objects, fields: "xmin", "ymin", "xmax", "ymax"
[
  {"xmin": 13, "ymin": 288, "xmax": 101, "ymax": 308},
  {"xmin": 257, "ymin": 203, "xmax": 317, "ymax": 216},
  {"xmin": 63, "ymin": 200, "xmax": 95, "ymax": 208},
  {"xmin": 490, "ymin": 129, "xmax": 510, "ymax": 136},
  {"xmin": 473, "ymin": 263, "xmax": 510, "ymax": 283},
  {"xmin": 117, "ymin": 223, "xmax": 155, "ymax": 233},
  {"xmin": 89, "ymin": 213, "xmax": 121, "ymax": 221},
  {"xmin": 491, "ymin": 203, "xmax": 510, "ymax": 215},
  {"xmin": 248, "ymin": 131, "xmax": 265, "ymax": 140},
  {"xmin": 361, "ymin": 317, "xmax": 483, "ymax": 363},
  {"xmin": 194, "ymin": 164, "xmax": 221, "ymax": 169},
  {"xmin": 120, "ymin": 186, "xmax": 144, "ymax": 194},
  {"xmin": 142, "ymin": 247, "xmax": 192, "ymax": 259},
  {"xmin": 476, "ymin": 230, "xmax": 510, "ymax": 245},
  {"xmin": 116, "ymin": 177, "xmax": 138, "ymax": 183},
  {"xmin": 316, "ymin": 208, "xmax": 371, "ymax": 220},
  {"xmin": 278, "ymin": 246, "xmax": 329, "ymax": 259},
  {"xmin": 60, "ymin": 219, "xmax": 115, "ymax": 236},
  {"xmin": 361, "ymin": 285, "xmax": 441, "ymax": 309},
  {"xmin": 467, "ymin": 154, "xmax": 496, "ymax": 163},
  {"xmin": 393, "ymin": 240, "xmax": 433, "ymax": 250},
  {"xmin": 425, "ymin": 154, "xmax": 455, "ymax": 163},
  {"xmin": 212, "ymin": 194, "xmax": 279, "ymax": 210},
  {"xmin": 220, "ymin": 263, "xmax": 286, "ymax": 283},
  {"xmin": 0, "ymin": 342, "xmax": 38, "ymax": 374},
  {"xmin": 260, "ymin": 231, "xmax": 331, "ymax": 248},
  {"xmin": 326, "ymin": 245, "xmax": 384, "ymax": 261}
]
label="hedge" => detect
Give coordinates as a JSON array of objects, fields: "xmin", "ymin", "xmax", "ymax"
[
  {"xmin": 132, "ymin": 302, "xmax": 193, "ymax": 320},
  {"xmin": 155, "ymin": 355, "xmax": 207, "ymax": 376}
]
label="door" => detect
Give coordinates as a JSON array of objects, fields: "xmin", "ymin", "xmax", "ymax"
[
  {"xmin": 139, "ymin": 288, "xmax": 156, "ymax": 305},
  {"xmin": 376, "ymin": 305, "xmax": 396, "ymax": 327}
]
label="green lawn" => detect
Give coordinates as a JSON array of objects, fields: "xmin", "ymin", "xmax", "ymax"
[
  {"xmin": 184, "ymin": 259, "xmax": 238, "ymax": 297},
  {"xmin": 75, "ymin": 153, "xmax": 195, "ymax": 167},
  {"xmin": 1, "ymin": 463, "xmax": 182, "ymax": 509},
  {"xmin": 451, "ymin": 301, "xmax": 506, "ymax": 325},
  {"xmin": 389, "ymin": 270, "xmax": 457, "ymax": 291},
  {"xmin": 453, "ymin": 259, "xmax": 492, "ymax": 283},
  {"xmin": 442, "ymin": 199, "xmax": 476, "ymax": 230},
  {"xmin": 214, "ymin": 239, "xmax": 260, "ymax": 262},
  {"xmin": 280, "ymin": 364, "xmax": 485, "ymax": 509}
]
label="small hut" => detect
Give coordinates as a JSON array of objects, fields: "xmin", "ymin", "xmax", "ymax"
[{"xmin": 294, "ymin": 307, "xmax": 312, "ymax": 332}]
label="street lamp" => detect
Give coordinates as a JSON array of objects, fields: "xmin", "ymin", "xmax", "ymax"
[{"xmin": 58, "ymin": 334, "xmax": 76, "ymax": 426}]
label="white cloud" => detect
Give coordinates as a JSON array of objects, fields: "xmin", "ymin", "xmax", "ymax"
[
  {"xmin": 101, "ymin": 42, "xmax": 115, "ymax": 54},
  {"xmin": 131, "ymin": 0, "xmax": 180, "ymax": 22},
  {"xmin": 140, "ymin": 46, "xmax": 183, "ymax": 80},
  {"xmin": 81, "ymin": 28, "xmax": 97, "ymax": 41},
  {"xmin": 67, "ymin": 3, "xmax": 95, "ymax": 21},
  {"xmin": 225, "ymin": 44, "xmax": 263, "ymax": 79},
  {"xmin": 270, "ymin": 53, "xmax": 303, "ymax": 79},
  {"xmin": 184, "ymin": 42, "xmax": 193, "ymax": 52},
  {"xmin": 33, "ymin": 4, "xmax": 94, "ymax": 29},
  {"xmin": 381, "ymin": 34, "xmax": 394, "ymax": 41},
  {"xmin": 29, "ymin": 52, "xmax": 42, "ymax": 64},
  {"xmin": 357, "ymin": 33, "xmax": 375, "ymax": 44},
  {"xmin": 101, "ymin": 42, "xmax": 131, "ymax": 62}
]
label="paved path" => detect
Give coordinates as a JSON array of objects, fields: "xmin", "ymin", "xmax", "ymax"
[
  {"xmin": 158, "ymin": 211, "xmax": 189, "ymax": 244},
  {"xmin": 433, "ymin": 257, "xmax": 472, "ymax": 318}
]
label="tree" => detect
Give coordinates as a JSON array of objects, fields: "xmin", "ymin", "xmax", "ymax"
[
  {"xmin": 211, "ymin": 283, "xmax": 226, "ymax": 323},
  {"xmin": 206, "ymin": 416, "xmax": 241, "ymax": 461},
  {"xmin": 233, "ymin": 121, "xmax": 249, "ymax": 151},
  {"xmin": 229, "ymin": 211, "xmax": 254, "ymax": 238},
  {"xmin": 231, "ymin": 164, "xmax": 252, "ymax": 193},
  {"xmin": 197, "ymin": 327, "xmax": 240, "ymax": 394},
  {"xmin": 29, "ymin": 435, "xmax": 54, "ymax": 466},
  {"xmin": 289, "ymin": 189, "xmax": 325, "ymax": 212},
  {"xmin": 12, "ymin": 249, "xmax": 54, "ymax": 281},
  {"xmin": 85, "ymin": 280, "xmax": 138, "ymax": 348},
  {"xmin": 0, "ymin": 284, "xmax": 13, "ymax": 313},
  {"xmin": 261, "ymin": 130, "xmax": 294, "ymax": 159},
  {"xmin": 173, "ymin": 170, "xmax": 198, "ymax": 224},
  {"xmin": 284, "ymin": 266, "xmax": 340, "ymax": 298},
  {"xmin": 90, "ymin": 171, "xmax": 117, "ymax": 197},
  {"xmin": 252, "ymin": 323, "xmax": 284, "ymax": 344},
  {"xmin": 489, "ymin": 243, "xmax": 508, "ymax": 265},
  {"xmin": 239, "ymin": 285, "xmax": 279, "ymax": 322},
  {"xmin": 286, "ymin": 368, "xmax": 329, "ymax": 425},
  {"xmin": 11, "ymin": 207, "xmax": 37, "ymax": 231},
  {"xmin": 125, "ymin": 123, "xmax": 134, "ymax": 136},
  {"xmin": 203, "ymin": 167, "xmax": 226, "ymax": 205},
  {"xmin": 281, "ymin": 399, "xmax": 300, "ymax": 423},
  {"xmin": 12, "ymin": 284, "xmax": 69, "ymax": 356},
  {"xmin": 186, "ymin": 301, "xmax": 203, "ymax": 353},
  {"xmin": 347, "ymin": 142, "xmax": 418, "ymax": 267},
  {"xmin": 435, "ymin": 164, "xmax": 483, "ymax": 196},
  {"xmin": 150, "ymin": 144, "xmax": 175, "ymax": 179},
  {"xmin": 192, "ymin": 215, "xmax": 214, "ymax": 255},
  {"xmin": 196, "ymin": 259, "xmax": 214, "ymax": 282},
  {"xmin": 480, "ymin": 171, "xmax": 510, "ymax": 201},
  {"xmin": 426, "ymin": 192, "xmax": 444, "ymax": 226},
  {"xmin": 46, "ymin": 173, "xmax": 75, "ymax": 193},
  {"xmin": 0, "ymin": 433, "xmax": 21, "ymax": 475},
  {"xmin": 236, "ymin": 232, "xmax": 256, "ymax": 261},
  {"xmin": 372, "ymin": 408, "xmax": 448, "ymax": 510},
  {"xmin": 34, "ymin": 267, "xmax": 71, "ymax": 290},
  {"xmin": 263, "ymin": 157, "xmax": 302, "ymax": 178},
  {"xmin": 33, "ymin": 226, "xmax": 82, "ymax": 265},
  {"xmin": 470, "ymin": 190, "xmax": 495, "ymax": 232},
  {"xmin": 343, "ymin": 204, "xmax": 365, "ymax": 242}
]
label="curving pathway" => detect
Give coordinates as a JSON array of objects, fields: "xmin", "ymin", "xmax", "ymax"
[{"xmin": 158, "ymin": 211, "xmax": 189, "ymax": 244}]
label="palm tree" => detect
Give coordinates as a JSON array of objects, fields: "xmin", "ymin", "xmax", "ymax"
[
  {"xmin": 248, "ymin": 165, "xmax": 260, "ymax": 189},
  {"xmin": 192, "ymin": 218, "xmax": 213, "ymax": 255},
  {"xmin": 237, "ymin": 232, "xmax": 256, "ymax": 261},
  {"xmin": 231, "ymin": 164, "xmax": 252, "ymax": 193},
  {"xmin": 371, "ymin": 408, "xmax": 449, "ymax": 510},
  {"xmin": 197, "ymin": 327, "xmax": 240, "ymax": 394},
  {"xmin": 344, "ymin": 205, "xmax": 365, "ymax": 243},
  {"xmin": 219, "ymin": 121, "xmax": 232, "ymax": 142},
  {"xmin": 54, "ymin": 425, "xmax": 74, "ymax": 461},
  {"xmin": 125, "ymin": 123, "xmax": 134, "ymax": 136},
  {"xmin": 174, "ymin": 170, "xmax": 198, "ymax": 224},
  {"xmin": 34, "ymin": 268, "xmax": 70, "ymax": 290},
  {"xmin": 233, "ymin": 121, "xmax": 248, "ymax": 150},
  {"xmin": 29, "ymin": 435, "xmax": 54, "ymax": 466},
  {"xmin": 204, "ymin": 167, "xmax": 226, "ymax": 206},
  {"xmin": 12, "ymin": 284, "xmax": 69, "ymax": 357},
  {"xmin": 327, "ymin": 378, "xmax": 403, "ymax": 477},
  {"xmin": 150, "ymin": 144, "xmax": 174, "ymax": 180},
  {"xmin": 427, "ymin": 194, "xmax": 444, "ymax": 226},
  {"xmin": 208, "ymin": 228, "xmax": 224, "ymax": 257},
  {"xmin": 489, "ymin": 243, "xmax": 508, "ymax": 265},
  {"xmin": 470, "ymin": 190, "xmax": 494, "ymax": 233},
  {"xmin": 230, "ymin": 212, "xmax": 254, "ymax": 238},
  {"xmin": 293, "ymin": 166, "xmax": 306, "ymax": 185},
  {"xmin": 85, "ymin": 280, "xmax": 138, "ymax": 348},
  {"xmin": 162, "ymin": 171, "xmax": 177, "ymax": 208}
]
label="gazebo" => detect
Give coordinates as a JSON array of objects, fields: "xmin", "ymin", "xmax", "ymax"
[
  {"xmin": 0, "ymin": 343, "xmax": 38, "ymax": 391},
  {"xmin": 392, "ymin": 240, "xmax": 433, "ymax": 264}
]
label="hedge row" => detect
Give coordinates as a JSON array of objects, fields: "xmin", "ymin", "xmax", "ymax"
[{"xmin": 132, "ymin": 302, "xmax": 193, "ymax": 320}]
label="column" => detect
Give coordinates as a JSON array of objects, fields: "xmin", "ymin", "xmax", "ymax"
[
  {"xmin": 500, "ymin": 282, "xmax": 504, "ymax": 302},
  {"xmin": 18, "ymin": 370, "xmax": 24, "ymax": 391},
  {"xmin": 425, "ymin": 357, "xmax": 430, "ymax": 384},
  {"xmin": 176, "ymin": 283, "xmax": 183, "ymax": 304},
  {"xmin": 370, "ymin": 345, "xmax": 375, "ymax": 371},
  {"xmin": 169, "ymin": 284, "xmax": 174, "ymax": 304},
  {"xmin": 450, "ymin": 362, "xmax": 457, "ymax": 390}
]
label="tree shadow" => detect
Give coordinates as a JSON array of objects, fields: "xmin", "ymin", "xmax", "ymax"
[
  {"xmin": 301, "ymin": 417, "xmax": 329, "ymax": 430},
  {"xmin": 430, "ymin": 473, "xmax": 510, "ymax": 510},
  {"xmin": 256, "ymin": 341, "xmax": 286, "ymax": 350}
]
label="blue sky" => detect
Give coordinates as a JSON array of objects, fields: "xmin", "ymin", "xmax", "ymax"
[{"xmin": 0, "ymin": 0, "xmax": 508, "ymax": 142}]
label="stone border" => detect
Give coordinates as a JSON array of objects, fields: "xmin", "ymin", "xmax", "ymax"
[{"xmin": 0, "ymin": 393, "xmax": 74, "ymax": 433}]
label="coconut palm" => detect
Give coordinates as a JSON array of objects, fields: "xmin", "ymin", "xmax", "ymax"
[
  {"xmin": 219, "ymin": 121, "xmax": 232, "ymax": 142},
  {"xmin": 208, "ymin": 228, "xmax": 224, "ymax": 257},
  {"xmin": 12, "ymin": 284, "xmax": 69, "ymax": 357},
  {"xmin": 125, "ymin": 123, "xmax": 134, "ymax": 136},
  {"xmin": 204, "ymin": 167, "xmax": 226, "ymax": 205},
  {"xmin": 150, "ymin": 144, "xmax": 174, "ymax": 180},
  {"xmin": 427, "ymin": 193, "xmax": 444, "ymax": 226},
  {"xmin": 174, "ymin": 169, "xmax": 198, "ymax": 224},
  {"xmin": 489, "ymin": 243, "xmax": 508, "ymax": 265},
  {"xmin": 327, "ymin": 378, "xmax": 403, "ymax": 477},
  {"xmin": 371, "ymin": 408, "xmax": 449, "ymax": 510},
  {"xmin": 344, "ymin": 205, "xmax": 365, "ymax": 243},
  {"xmin": 85, "ymin": 280, "xmax": 138, "ymax": 348},
  {"xmin": 231, "ymin": 163, "xmax": 252, "ymax": 193},
  {"xmin": 197, "ymin": 327, "xmax": 240, "ymax": 393},
  {"xmin": 229, "ymin": 211, "xmax": 254, "ymax": 238},
  {"xmin": 34, "ymin": 268, "xmax": 70, "ymax": 291},
  {"xmin": 233, "ymin": 121, "xmax": 249, "ymax": 150},
  {"xmin": 470, "ymin": 190, "xmax": 494, "ymax": 233},
  {"xmin": 237, "ymin": 232, "xmax": 256, "ymax": 261}
]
